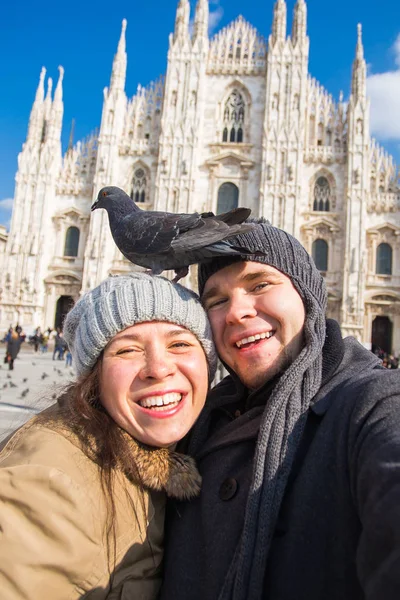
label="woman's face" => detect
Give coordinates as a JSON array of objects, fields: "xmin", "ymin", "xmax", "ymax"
[{"xmin": 99, "ymin": 321, "xmax": 209, "ymax": 447}]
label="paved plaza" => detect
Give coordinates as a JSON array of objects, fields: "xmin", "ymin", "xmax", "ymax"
[{"xmin": 0, "ymin": 344, "xmax": 75, "ymax": 442}]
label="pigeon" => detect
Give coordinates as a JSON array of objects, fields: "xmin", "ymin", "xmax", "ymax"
[
  {"xmin": 9, "ymin": 382, "xmax": 17, "ymax": 388},
  {"xmin": 23, "ymin": 378, "xmax": 28, "ymax": 383},
  {"xmin": 91, "ymin": 186, "xmax": 259, "ymax": 280},
  {"xmin": 20, "ymin": 389, "xmax": 29, "ymax": 399},
  {"xmin": 6, "ymin": 374, "xmax": 11, "ymax": 380},
  {"xmin": 3, "ymin": 383, "xmax": 7, "ymax": 389},
  {"xmin": 41, "ymin": 373, "xmax": 49, "ymax": 380}
]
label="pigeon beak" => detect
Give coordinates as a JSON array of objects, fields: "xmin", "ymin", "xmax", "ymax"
[{"xmin": 91, "ymin": 201, "xmax": 99, "ymax": 212}]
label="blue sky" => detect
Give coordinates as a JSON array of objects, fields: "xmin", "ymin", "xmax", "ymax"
[{"xmin": 1, "ymin": 0, "xmax": 399, "ymax": 227}]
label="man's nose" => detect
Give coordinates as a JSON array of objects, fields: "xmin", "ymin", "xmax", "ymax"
[
  {"xmin": 225, "ymin": 294, "xmax": 257, "ymax": 324},
  {"xmin": 138, "ymin": 350, "xmax": 176, "ymax": 380}
]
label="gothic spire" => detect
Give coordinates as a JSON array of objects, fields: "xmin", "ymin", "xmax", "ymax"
[
  {"xmin": 173, "ymin": 0, "xmax": 190, "ymax": 43},
  {"xmin": 67, "ymin": 118, "xmax": 75, "ymax": 153},
  {"xmin": 34, "ymin": 67, "xmax": 46, "ymax": 104},
  {"xmin": 351, "ymin": 23, "xmax": 366, "ymax": 102},
  {"xmin": 44, "ymin": 76, "xmax": 53, "ymax": 120},
  {"xmin": 27, "ymin": 67, "xmax": 46, "ymax": 142},
  {"xmin": 53, "ymin": 65, "xmax": 64, "ymax": 103},
  {"xmin": 48, "ymin": 66, "xmax": 64, "ymax": 142},
  {"xmin": 193, "ymin": 0, "xmax": 209, "ymax": 42},
  {"xmin": 292, "ymin": 0, "xmax": 307, "ymax": 46},
  {"xmin": 272, "ymin": 0, "xmax": 287, "ymax": 46},
  {"xmin": 110, "ymin": 19, "xmax": 127, "ymax": 92}
]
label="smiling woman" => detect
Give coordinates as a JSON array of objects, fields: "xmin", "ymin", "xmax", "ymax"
[{"xmin": 0, "ymin": 273, "xmax": 216, "ymax": 600}]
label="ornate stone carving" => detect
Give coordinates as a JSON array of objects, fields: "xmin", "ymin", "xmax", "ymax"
[{"xmin": 208, "ymin": 16, "xmax": 267, "ymax": 75}]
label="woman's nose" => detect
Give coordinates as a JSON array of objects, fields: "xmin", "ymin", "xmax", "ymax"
[{"xmin": 138, "ymin": 350, "xmax": 176, "ymax": 380}]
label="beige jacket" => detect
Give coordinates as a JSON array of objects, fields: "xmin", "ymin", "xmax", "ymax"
[{"xmin": 0, "ymin": 403, "xmax": 201, "ymax": 599}]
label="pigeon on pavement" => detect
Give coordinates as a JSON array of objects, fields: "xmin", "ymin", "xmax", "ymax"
[{"xmin": 91, "ymin": 186, "xmax": 259, "ymax": 280}]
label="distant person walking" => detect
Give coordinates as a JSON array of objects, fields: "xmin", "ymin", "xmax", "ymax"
[{"xmin": 6, "ymin": 330, "xmax": 21, "ymax": 371}]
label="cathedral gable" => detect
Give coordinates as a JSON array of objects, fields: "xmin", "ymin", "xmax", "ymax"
[{"xmin": 208, "ymin": 16, "xmax": 267, "ymax": 75}]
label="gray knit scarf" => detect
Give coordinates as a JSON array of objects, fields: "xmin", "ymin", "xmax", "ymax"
[{"xmin": 196, "ymin": 220, "xmax": 327, "ymax": 600}]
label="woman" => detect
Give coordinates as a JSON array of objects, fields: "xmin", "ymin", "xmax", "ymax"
[
  {"xmin": 0, "ymin": 273, "xmax": 217, "ymax": 599},
  {"xmin": 6, "ymin": 328, "xmax": 21, "ymax": 370}
]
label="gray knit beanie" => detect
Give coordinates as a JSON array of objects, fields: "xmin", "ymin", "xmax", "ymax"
[
  {"xmin": 63, "ymin": 273, "xmax": 217, "ymax": 381},
  {"xmin": 193, "ymin": 220, "xmax": 328, "ymax": 600},
  {"xmin": 198, "ymin": 219, "xmax": 327, "ymax": 312}
]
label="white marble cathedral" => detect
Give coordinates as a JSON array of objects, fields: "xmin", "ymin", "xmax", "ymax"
[{"xmin": 1, "ymin": 0, "xmax": 400, "ymax": 353}]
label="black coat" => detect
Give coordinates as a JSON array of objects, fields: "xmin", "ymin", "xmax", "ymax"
[
  {"xmin": 160, "ymin": 321, "xmax": 400, "ymax": 600},
  {"xmin": 6, "ymin": 336, "xmax": 21, "ymax": 360}
]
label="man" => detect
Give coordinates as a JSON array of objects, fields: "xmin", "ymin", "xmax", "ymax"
[{"xmin": 161, "ymin": 220, "xmax": 400, "ymax": 600}]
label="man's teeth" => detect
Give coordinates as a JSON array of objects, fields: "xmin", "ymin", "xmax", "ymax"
[
  {"xmin": 139, "ymin": 392, "xmax": 182, "ymax": 409},
  {"xmin": 236, "ymin": 332, "xmax": 274, "ymax": 348}
]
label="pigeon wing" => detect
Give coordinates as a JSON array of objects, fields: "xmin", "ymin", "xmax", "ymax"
[
  {"xmin": 170, "ymin": 221, "xmax": 255, "ymax": 253},
  {"xmin": 115, "ymin": 210, "xmax": 202, "ymax": 254}
]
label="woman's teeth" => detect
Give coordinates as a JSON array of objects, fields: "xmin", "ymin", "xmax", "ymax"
[
  {"xmin": 236, "ymin": 332, "xmax": 274, "ymax": 349},
  {"xmin": 139, "ymin": 392, "xmax": 182, "ymax": 410}
]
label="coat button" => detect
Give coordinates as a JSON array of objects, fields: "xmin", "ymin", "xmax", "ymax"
[{"xmin": 219, "ymin": 478, "xmax": 239, "ymax": 501}]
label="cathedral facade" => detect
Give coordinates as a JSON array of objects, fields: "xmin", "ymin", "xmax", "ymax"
[{"xmin": 1, "ymin": 0, "xmax": 400, "ymax": 353}]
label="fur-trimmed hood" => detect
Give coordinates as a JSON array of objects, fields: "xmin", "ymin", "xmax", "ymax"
[{"xmin": 123, "ymin": 439, "xmax": 202, "ymax": 500}]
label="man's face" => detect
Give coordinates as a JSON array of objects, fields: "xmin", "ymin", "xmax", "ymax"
[{"xmin": 202, "ymin": 261, "xmax": 306, "ymax": 390}]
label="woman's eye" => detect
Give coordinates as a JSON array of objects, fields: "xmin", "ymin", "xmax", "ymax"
[
  {"xmin": 170, "ymin": 342, "xmax": 191, "ymax": 349},
  {"xmin": 116, "ymin": 348, "xmax": 135, "ymax": 355}
]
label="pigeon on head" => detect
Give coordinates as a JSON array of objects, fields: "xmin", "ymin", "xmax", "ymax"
[{"xmin": 91, "ymin": 186, "xmax": 260, "ymax": 281}]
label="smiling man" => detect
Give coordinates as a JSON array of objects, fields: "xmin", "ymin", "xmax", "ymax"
[{"xmin": 161, "ymin": 219, "xmax": 400, "ymax": 600}]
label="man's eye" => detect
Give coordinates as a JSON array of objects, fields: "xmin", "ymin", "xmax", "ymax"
[
  {"xmin": 207, "ymin": 297, "xmax": 227, "ymax": 309},
  {"xmin": 253, "ymin": 282, "xmax": 270, "ymax": 292}
]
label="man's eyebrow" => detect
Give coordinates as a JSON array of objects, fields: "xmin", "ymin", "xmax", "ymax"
[{"xmin": 202, "ymin": 267, "xmax": 279, "ymax": 304}]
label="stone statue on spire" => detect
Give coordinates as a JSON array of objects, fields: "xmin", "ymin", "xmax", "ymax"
[
  {"xmin": 272, "ymin": 0, "xmax": 287, "ymax": 46},
  {"xmin": 173, "ymin": 0, "xmax": 190, "ymax": 44},
  {"xmin": 292, "ymin": 0, "xmax": 307, "ymax": 46},
  {"xmin": 110, "ymin": 19, "xmax": 127, "ymax": 92},
  {"xmin": 193, "ymin": 0, "xmax": 209, "ymax": 42},
  {"xmin": 351, "ymin": 23, "xmax": 367, "ymax": 102}
]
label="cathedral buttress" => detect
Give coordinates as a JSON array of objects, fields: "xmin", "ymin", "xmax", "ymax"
[
  {"xmin": 260, "ymin": 0, "xmax": 309, "ymax": 235},
  {"xmin": 84, "ymin": 19, "xmax": 128, "ymax": 287},
  {"xmin": 341, "ymin": 24, "xmax": 370, "ymax": 338},
  {"xmin": 154, "ymin": 0, "xmax": 208, "ymax": 216}
]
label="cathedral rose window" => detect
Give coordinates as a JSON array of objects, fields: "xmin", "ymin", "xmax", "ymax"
[{"xmin": 222, "ymin": 90, "xmax": 245, "ymax": 144}]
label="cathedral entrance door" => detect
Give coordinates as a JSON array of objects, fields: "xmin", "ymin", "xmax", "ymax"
[
  {"xmin": 371, "ymin": 316, "xmax": 393, "ymax": 354},
  {"xmin": 55, "ymin": 296, "xmax": 74, "ymax": 331}
]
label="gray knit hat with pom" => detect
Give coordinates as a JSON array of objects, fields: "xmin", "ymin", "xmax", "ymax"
[{"xmin": 63, "ymin": 272, "xmax": 217, "ymax": 380}]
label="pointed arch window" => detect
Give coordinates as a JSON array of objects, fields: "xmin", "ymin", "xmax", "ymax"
[
  {"xmin": 64, "ymin": 227, "xmax": 80, "ymax": 257},
  {"xmin": 313, "ymin": 177, "xmax": 331, "ymax": 212},
  {"xmin": 217, "ymin": 183, "xmax": 239, "ymax": 214},
  {"xmin": 376, "ymin": 243, "xmax": 393, "ymax": 275},
  {"xmin": 131, "ymin": 167, "xmax": 148, "ymax": 204},
  {"xmin": 312, "ymin": 239, "xmax": 328, "ymax": 272},
  {"xmin": 222, "ymin": 90, "xmax": 245, "ymax": 143}
]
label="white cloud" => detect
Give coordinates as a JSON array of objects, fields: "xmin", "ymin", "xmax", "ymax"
[
  {"xmin": 189, "ymin": 0, "xmax": 224, "ymax": 37},
  {"xmin": 367, "ymin": 34, "xmax": 400, "ymax": 140},
  {"xmin": 209, "ymin": 1, "xmax": 224, "ymax": 35},
  {"xmin": 0, "ymin": 198, "xmax": 14, "ymax": 211}
]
